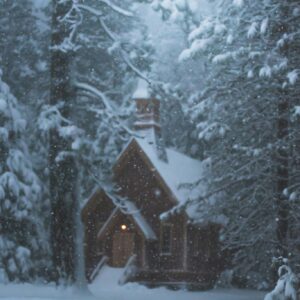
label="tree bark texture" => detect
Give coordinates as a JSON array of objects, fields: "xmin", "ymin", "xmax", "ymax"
[{"xmin": 49, "ymin": 0, "xmax": 77, "ymax": 282}]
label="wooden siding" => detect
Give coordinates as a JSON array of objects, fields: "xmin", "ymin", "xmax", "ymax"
[
  {"xmin": 112, "ymin": 231, "xmax": 135, "ymax": 267},
  {"xmin": 100, "ymin": 213, "xmax": 145, "ymax": 268},
  {"xmin": 83, "ymin": 192, "xmax": 115, "ymax": 276},
  {"xmin": 114, "ymin": 147, "xmax": 174, "ymax": 235},
  {"xmin": 114, "ymin": 147, "xmax": 188, "ymax": 271},
  {"xmin": 187, "ymin": 224, "xmax": 223, "ymax": 280},
  {"xmin": 158, "ymin": 214, "xmax": 186, "ymax": 270}
]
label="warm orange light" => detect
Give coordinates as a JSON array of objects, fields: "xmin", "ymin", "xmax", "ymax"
[{"xmin": 121, "ymin": 224, "xmax": 127, "ymax": 231}]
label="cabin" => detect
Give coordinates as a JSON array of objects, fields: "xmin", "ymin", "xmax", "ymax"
[{"xmin": 81, "ymin": 80, "xmax": 224, "ymax": 289}]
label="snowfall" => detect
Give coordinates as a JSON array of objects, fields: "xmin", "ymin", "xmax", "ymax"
[{"xmin": 0, "ymin": 266, "xmax": 266, "ymax": 300}]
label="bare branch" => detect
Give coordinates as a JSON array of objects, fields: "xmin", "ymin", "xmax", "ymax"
[
  {"xmin": 99, "ymin": 18, "xmax": 151, "ymax": 83},
  {"xmin": 76, "ymin": 1, "xmax": 133, "ymax": 18}
]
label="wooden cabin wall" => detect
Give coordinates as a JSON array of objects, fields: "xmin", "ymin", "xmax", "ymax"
[
  {"xmin": 83, "ymin": 194, "xmax": 114, "ymax": 275},
  {"xmin": 158, "ymin": 214, "xmax": 186, "ymax": 270},
  {"xmin": 187, "ymin": 224, "xmax": 223, "ymax": 279},
  {"xmin": 101, "ymin": 214, "xmax": 145, "ymax": 268},
  {"xmin": 144, "ymin": 241, "xmax": 159, "ymax": 269},
  {"xmin": 83, "ymin": 145, "xmax": 224, "ymax": 285},
  {"xmin": 115, "ymin": 150, "xmax": 189, "ymax": 271},
  {"xmin": 114, "ymin": 148, "xmax": 174, "ymax": 235}
]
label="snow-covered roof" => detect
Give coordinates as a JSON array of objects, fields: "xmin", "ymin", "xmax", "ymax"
[
  {"xmin": 97, "ymin": 207, "xmax": 119, "ymax": 239},
  {"xmin": 132, "ymin": 79, "xmax": 150, "ymax": 99},
  {"xmin": 97, "ymin": 194, "xmax": 157, "ymax": 241},
  {"xmin": 121, "ymin": 200, "xmax": 157, "ymax": 240},
  {"xmin": 137, "ymin": 138, "xmax": 208, "ymax": 198},
  {"xmin": 116, "ymin": 137, "xmax": 211, "ymax": 221}
]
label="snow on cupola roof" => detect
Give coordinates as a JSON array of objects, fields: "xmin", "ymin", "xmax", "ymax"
[{"xmin": 132, "ymin": 78, "xmax": 151, "ymax": 99}]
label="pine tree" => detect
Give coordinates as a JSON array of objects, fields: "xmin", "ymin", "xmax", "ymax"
[
  {"xmin": 0, "ymin": 0, "xmax": 50, "ymax": 102},
  {"xmin": 45, "ymin": 0, "xmax": 154, "ymax": 283},
  {"xmin": 148, "ymin": 0, "xmax": 300, "ymax": 283},
  {"xmin": 0, "ymin": 69, "xmax": 46, "ymax": 282},
  {"xmin": 47, "ymin": 0, "xmax": 79, "ymax": 283},
  {"xmin": 0, "ymin": 0, "xmax": 50, "ymax": 195},
  {"xmin": 71, "ymin": 0, "xmax": 154, "ymax": 190},
  {"xmin": 190, "ymin": 0, "xmax": 299, "ymax": 281}
]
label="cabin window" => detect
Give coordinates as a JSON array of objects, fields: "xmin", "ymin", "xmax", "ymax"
[{"xmin": 160, "ymin": 224, "xmax": 172, "ymax": 254}]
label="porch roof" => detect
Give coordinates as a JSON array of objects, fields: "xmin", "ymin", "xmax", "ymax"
[{"xmin": 97, "ymin": 196, "xmax": 157, "ymax": 241}]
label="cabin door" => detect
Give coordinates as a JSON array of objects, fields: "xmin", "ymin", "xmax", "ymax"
[{"xmin": 112, "ymin": 231, "xmax": 135, "ymax": 267}]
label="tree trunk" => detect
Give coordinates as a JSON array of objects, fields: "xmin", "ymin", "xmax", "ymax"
[
  {"xmin": 276, "ymin": 97, "xmax": 289, "ymax": 256},
  {"xmin": 275, "ymin": 3, "xmax": 290, "ymax": 257},
  {"xmin": 49, "ymin": 0, "xmax": 77, "ymax": 283}
]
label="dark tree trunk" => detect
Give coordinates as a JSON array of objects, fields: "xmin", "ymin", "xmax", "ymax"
[
  {"xmin": 276, "ymin": 97, "xmax": 289, "ymax": 256},
  {"xmin": 275, "ymin": 3, "xmax": 290, "ymax": 257},
  {"xmin": 49, "ymin": 0, "xmax": 77, "ymax": 282}
]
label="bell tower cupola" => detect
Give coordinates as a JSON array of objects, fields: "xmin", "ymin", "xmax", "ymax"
[{"xmin": 133, "ymin": 79, "xmax": 167, "ymax": 162}]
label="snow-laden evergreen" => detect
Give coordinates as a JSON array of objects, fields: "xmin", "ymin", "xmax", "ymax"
[
  {"xmin": 33, "ymin": 0, "xmax": 155, "ymax": 284},
  {"xmin": 0, "ymin": 0, "xmax": 298, "ymax": 292},
  {"xmin": 146, "ymin": 0, "xmax": 300, "ymax": 286},
  {"xmin": 0, "ymin": 69, "xmax": 46, "ymax": 282},
  {"xmin": 264, "ymin": 265, "xmax": 299, "ymax": 300},
  {"xmin": 70, "ymin": 0, "xmax": 154, "ymax": 188}
]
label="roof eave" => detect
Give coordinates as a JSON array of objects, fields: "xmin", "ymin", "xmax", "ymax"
[{"xmin": 97, "ymin": 207, "xmax": 157, "ymax": 241}]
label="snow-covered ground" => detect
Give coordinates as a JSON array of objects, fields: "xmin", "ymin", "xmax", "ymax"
[{"xmin": 0, "ymin": 266, "xmax": 266, "ymax": 300}]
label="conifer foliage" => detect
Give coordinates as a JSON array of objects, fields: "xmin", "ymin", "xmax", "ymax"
[
  {"xmin": 0, "ymin": 69, "xmax": 45, "ymax": 282},
  {"xmin": 148, "ymin": 0, "xmax": 300, "ymax": 284}
]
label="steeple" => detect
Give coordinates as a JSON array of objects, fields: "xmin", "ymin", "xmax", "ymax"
[{"xmin": 133, "ymin": 79, "xmax": 167, "ymax": 162}]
